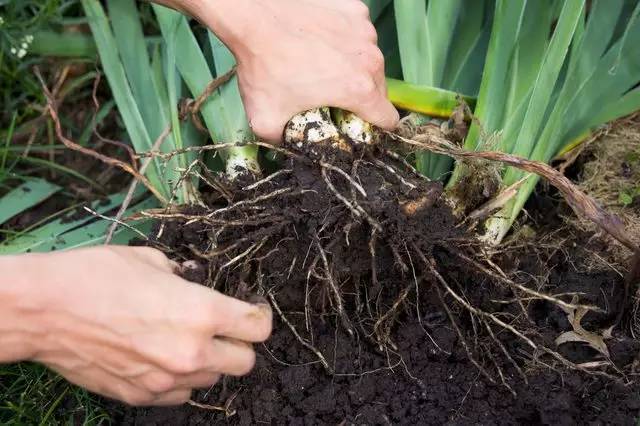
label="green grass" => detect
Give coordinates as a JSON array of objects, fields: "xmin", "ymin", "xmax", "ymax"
[{"xmin": 0, "ymin": 363, "xmax": 109, "ymax": 425}]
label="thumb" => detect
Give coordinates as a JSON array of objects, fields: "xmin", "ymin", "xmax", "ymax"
[{"xmin": 341, "ymin": 91, "xmax": 399, "ymax": 131}]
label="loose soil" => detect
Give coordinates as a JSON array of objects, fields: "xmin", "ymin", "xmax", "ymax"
[{"xmin": 109, "ymin": 138, "xmax": 640, "ymax": 425}]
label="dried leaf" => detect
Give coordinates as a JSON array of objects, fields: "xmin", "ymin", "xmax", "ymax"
[
  {"xmin": 555, "ymin": 331, "xmax": 610, "ymax": 357},
  {"xmin": 555, "ymin": 296, "xmax": 611, "ymax": 357}
]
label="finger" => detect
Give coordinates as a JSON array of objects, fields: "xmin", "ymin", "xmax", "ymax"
[
  {"xmin": 136, "ymin": 370, "xmax": 178, "ymax": 394},
  {"xmin": 344, "ymin": 92, "xmax": 399, "ymax": 131},
  {"xmin": 151, "ymin": 389, "xmax": 193, "ymax": 406},
  {"xmin": 54, "ymin": 365, "xmax": 155, "ymax": 406},
  {"xmin": 138, "ymin": 334, "xmax": 256, "ymax": 376},
  {"xmin": 203, "ymin": 337, "xmax": 256, "ymax": 376},
  {"xmin": 245, "ymin": 107, "xmax": 286, "ymax": 143},
  {"xmin": 176, "ymin": 371, "xmax": 221, "ymax": 389},
  {"xmin": 196, "ymin": 290, "xmax": 273, "ymax": 342}
]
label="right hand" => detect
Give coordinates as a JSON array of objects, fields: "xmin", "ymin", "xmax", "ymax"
[
  {"xmin": 156, "ymin": 0, "xmax": 399, "ymax": 142},
  {"xmin": 1, "ymin": 246, "xmax": 272, "ymax": 406}
]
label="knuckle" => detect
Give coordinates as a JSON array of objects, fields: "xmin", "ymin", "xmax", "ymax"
[
  {"xmin": 371, "ymin": 48, "xmax": 385, "ymax": 71},
  {"xmin": 255, "ymin": 310, "xmax": 273, "ymax": 342},
  {"xmin": 247, "ymin": 112, "xmax": 281, "ymax": 141},
  {"xmin": 364, "ymin": 21, "xmax": 378, "ymax": 43},
  {"xmin": 137, "ymin": 246, "xmax": 169, "ymax": 264},
  {"xmin": 200, "ymin": 299, "xmax": 225, "ymax": 334},
  {"xmin": 361, "ymin": 47, "xmax": 384, "ymax": 73},
  {"xmin": 103, "ymin": 245, "xmax": 126, "ymax": 261}
]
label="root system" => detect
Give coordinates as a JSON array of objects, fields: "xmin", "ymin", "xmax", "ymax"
[{"xmin": 137, "ymin": 131, "xmax": 634, "ymax": 400}]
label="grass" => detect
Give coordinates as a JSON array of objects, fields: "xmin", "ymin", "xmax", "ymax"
[{"xmin": 0, "ymin": 363, "xmax": 109, "ymax": 425}]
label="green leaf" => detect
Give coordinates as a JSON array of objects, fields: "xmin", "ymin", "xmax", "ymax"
[
  {"xmin": 463, "ymin": 0, "xmax": 527, "ymax": 151},
  {"xmin": 589, "ymin": 87, "xmax": 640, "ymax": 127},
  {"xmin": 386, "ymin": 78, "xmax": 475, "ymax": 118},
  {"xmin": 0, "ymin": 179, "xmax": 61, "ymax": 226},
  {"xmin": 425, "ymin": 0, "xmax": 464, "ymax": 87},
  {"xmin": 562, "ymin": 2, "xmax": 640, "ymax": 143},
  {"xmin": 109, "ymin": 0, "xmax": 170, "ymax": 144},
  {"xmin": 81, "ymin": 0, "xmax": 169, "ymax": 201},
  {"xmin": 0, "ymin": 189, "xmax": 151, "ymax": 254},
  {"xmin": 508, "ymin": 0, "xmax": 584, "ymax": 160},
  {"xmin": 394, "ymin": 0, "xmax": 430, "ymax": 85},
  {"xmin": 160, "ymin": 34, "xmax": 203, "ymax": 203},
  {"xmin": 503, "ymin": 0, "xmax": 554, "ymax": 118},
  {"xmin": 34, "ymin": 199, "xmax": 157, "ymax": 252},
  {"xmin": 208, "ymin": 32, "xmax": 253, "ymax": 144},
  {"xmin": 30, "ymin": 30, "xmax": 97, "ymax": 58},
  {"xmin": 376, "ymin": 4, "xmax": 402, "ymax": 79},
  {"xmin": 445, "ymin": 0, "xmax": 492, "ymax": 95},
  {"xmin": 153, "ymin": 5, "xmax": 258, "ymax": 172},
  {"xmin": 619, "ymin": 191, "xmax": 633, "ymax": 206}
]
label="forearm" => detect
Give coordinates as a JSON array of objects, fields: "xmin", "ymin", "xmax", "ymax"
[{"xmin": 0, "ymin": 254, "xmax": 47, "ymax": 363}]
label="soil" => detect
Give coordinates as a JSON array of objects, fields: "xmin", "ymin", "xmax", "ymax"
[
  {"xmin": 112, "ymin": 246, "xmax": 640, "ymax": 425},
  {"xmin": 108, "ymin": 138, "xmax": 640, "ymax": 425}
]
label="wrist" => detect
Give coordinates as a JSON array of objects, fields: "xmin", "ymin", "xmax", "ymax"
[
  {"xmin": 0, "ymin": 254, "xmax": 52, "ymax": 362},
  {"xmin": 186, "ymin": 0, "xmax": 257, "ymax": 57}
]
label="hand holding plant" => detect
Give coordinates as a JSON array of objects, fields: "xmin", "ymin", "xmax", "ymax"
[
  {"xmin": 0, "ymin": 247, "xmax": 272, "ymax": 406},
  {"xmin": 156, "ymin": 0, "xmax": 399, "ymax": 141}
]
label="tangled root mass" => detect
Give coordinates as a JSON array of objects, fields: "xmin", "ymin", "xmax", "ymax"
[{"xmin": 145, "ymin": 137, "xmax": 627, "ymax": 389}]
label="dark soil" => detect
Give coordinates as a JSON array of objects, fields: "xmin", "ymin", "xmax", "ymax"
[{"xmin": 112, "ymin": 141, "xmax": 640, "ymax": 425}]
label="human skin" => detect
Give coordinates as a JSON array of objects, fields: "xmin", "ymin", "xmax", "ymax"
[
  {"xmin": 0, "ymin": 0, "xmax": 396, "ymax": 407},
  {"xmin": 0, "ymin": 247, "xmax": 272, "ymax": 406}
]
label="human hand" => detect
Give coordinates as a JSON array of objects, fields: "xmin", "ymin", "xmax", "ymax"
[
  {"xmin": 159, "ymin": 0, "xmax": 399, "ymax": 141},
  {"xmin": 0, "ymin": 246, "xmax": 272, "ymax": 406}
]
